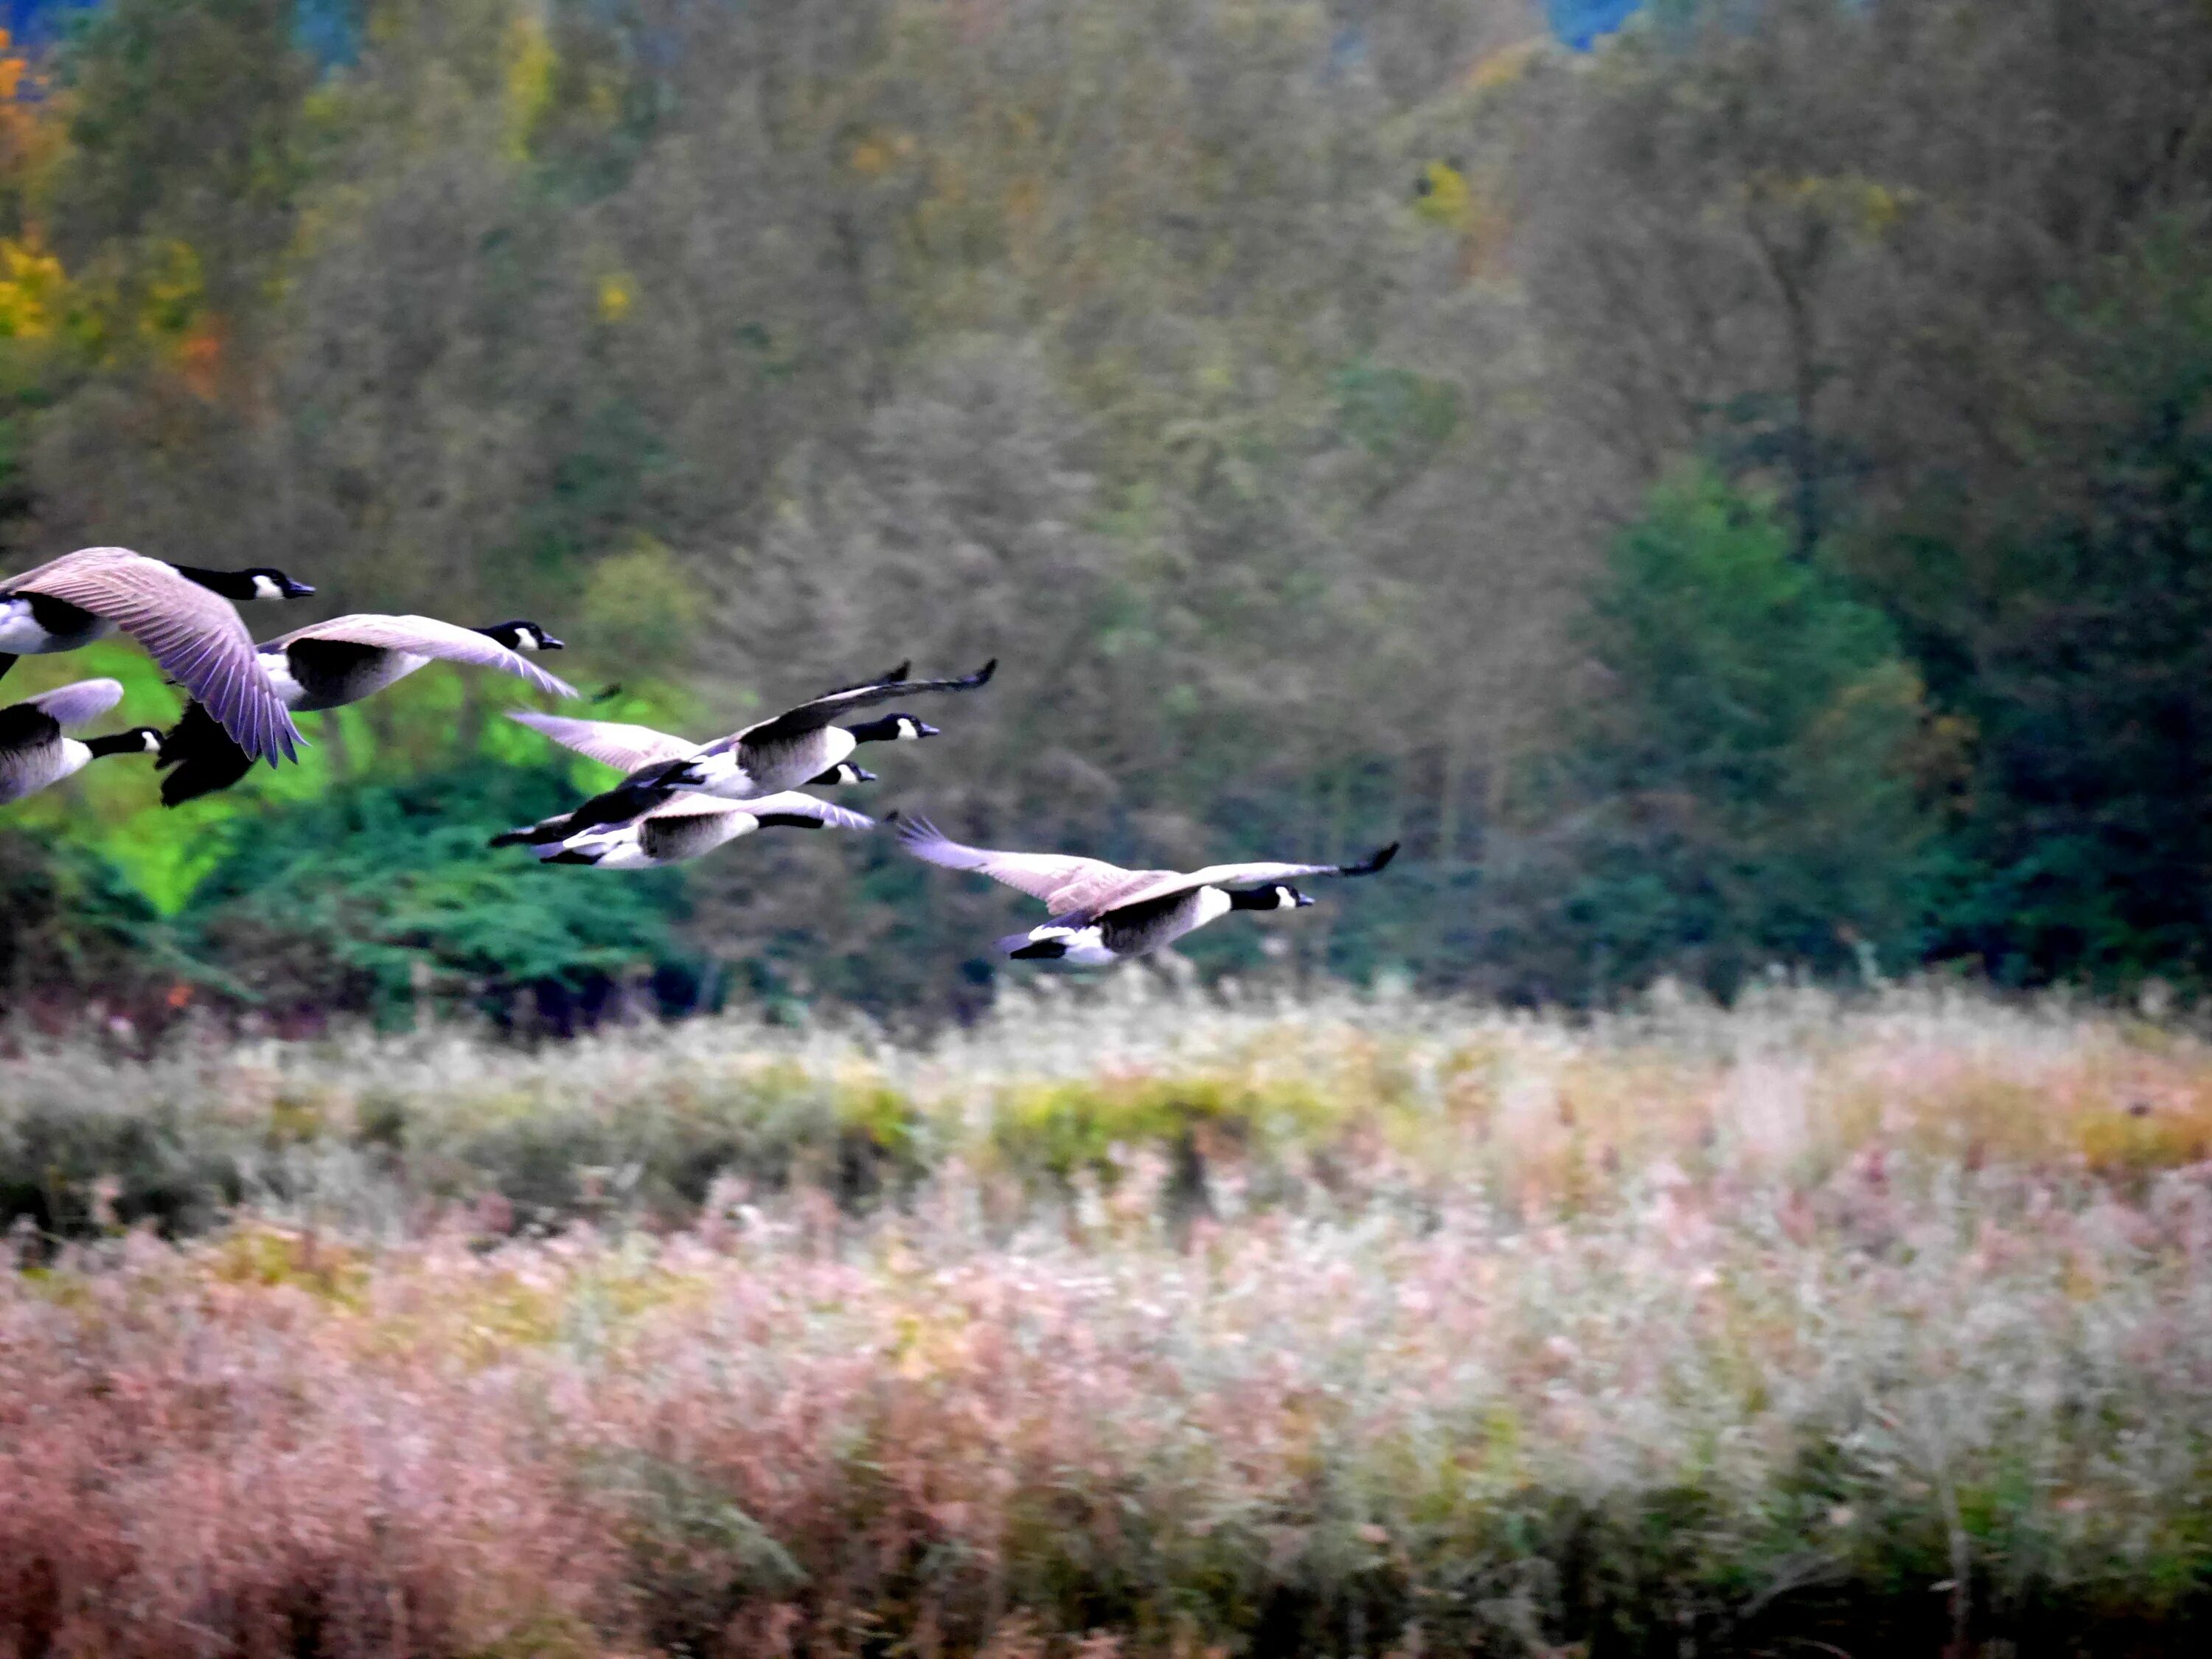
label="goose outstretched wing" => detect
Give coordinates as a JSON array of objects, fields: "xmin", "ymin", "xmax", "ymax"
[
  {"xmin": 24, "ymin": 678, "xmax": 126, "ymax": 728},
  {"xmin": 508, "ymin": 710, "xmax": 700, "ymax": 773},
  {"xmin": 893, "ymin": 815, "xmax": 1161, "ymax": 913},
  {"xmin": 700, "ymin": 659, "xmax": 996, "ymax": 757},
  {"xmin": 3, "ymin": 547, "xmax": 300, "ymax": 764},
  {"xmin": 733, "ymin": 791, "xmax": 877, "ymax": 832}
]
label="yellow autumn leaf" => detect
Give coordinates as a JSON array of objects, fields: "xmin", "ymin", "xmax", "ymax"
[{"xmin": 597, "ymin": 271, "xmax": 633, "ymax": 323}]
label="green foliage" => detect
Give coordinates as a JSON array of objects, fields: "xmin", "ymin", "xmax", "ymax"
[
  {"xmin": 1505, "ymin": 470, "xmax": 1938, "ymax": 998},
  {"xmin": 1874, "ymin": 240, "xmax": 2212, "ymax": 990},
  {"xmin": 574, "ymin": 534, "xmax": 703, "ymax": 669},
  {"xmin": 178, "ymin": 764, "xmax": 689, "ymax": 1024}
]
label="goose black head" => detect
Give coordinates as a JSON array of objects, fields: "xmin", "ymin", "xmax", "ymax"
[
  {"xmin": 809, "ymin": 761, "xmax": 877, "ymax": 786},
  {"xmin": 845, "ymin": 713, "xmax": 938, "ymax": 745},
  {"xmin": 1232, "ymin": 883, "xmax": 1312, "ymax": 911},
  {"xmin": 170, "ymin": 564, "xmax": 316, "ymax": 602},
  {"xmin": 478, "ymin": 620, "xmax": 564, "ymax": 652}
]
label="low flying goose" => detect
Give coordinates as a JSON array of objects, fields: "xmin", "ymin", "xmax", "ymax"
[
  {"xmin": 0, "ymin": 679, "xmax": 161, "ymax": 805},
  {"xmin": 155, "ymin": 616, "xmax": 579, "ymax": 805},
  {"xmin": 1, "ymin": 547, "xmax": 315, "ymax": 764},
  {"xmin": 492, "ymin": 790, "xmax": 875, "ymax": 869},
  {"xmin": 498, "ymin": 711, "xmax": 884, "ymax": 848},
  {"xmin": 894, "ymin": 815, "xmax": 1399, "ymax": 963},
  {"xmin": 512, "ymin": 657, "xmax": 992, "ymax": 833}
]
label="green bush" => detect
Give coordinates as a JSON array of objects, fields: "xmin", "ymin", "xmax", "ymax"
[{"xmin": 1500, "ymin": 470, "xmax": 1943, "ymax": 1001}]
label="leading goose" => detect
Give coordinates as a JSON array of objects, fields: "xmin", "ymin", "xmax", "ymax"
[
  {"xmin": 0, "ymin": 546, "xmax": 314, "ymax": 764},
  {"xmin": 518, "ymin": 658, "xmax": 993, "ymax": 833},
  {"xmin": 492, "ymin": 790, "xmax": 876, "ymax": 869},
  {"xmin": 0, "ymin": 679, "xmax": 161, "ymax": 805},
  {"xmin": 155, "ymin": 615, "xmax": 579, "ymax": 805},
  {"xmin": 894, "ymin": 815, "xmax": 1399, "ymax": 963}
]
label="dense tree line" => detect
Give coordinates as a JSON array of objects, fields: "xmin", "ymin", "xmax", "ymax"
[{"xmin": 2, "ymin": 0, "xmax": 2209, "ymax": 1029}]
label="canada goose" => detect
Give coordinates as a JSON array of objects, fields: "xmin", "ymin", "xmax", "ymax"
[
  {"xmin": 0, "ymin": 679, "xmax": 162, "ymax": 805},
  {"xmin": 492, "ymin": 790, "xmax": 875, "ymax": 869},
  {"xmin": 894, "ymin": 815, "xmax": 1398, "ymax": 963},
  {"xmin": 0, "ymin": 547, "xmax": 314, "ymax": 763},
  {"xmin": 154, "ymin": 616, "xmax": 580, "ymax": 805},
  {"xmin": 509, "ymin": 658, "xmax": 987, "ymax": 832}
]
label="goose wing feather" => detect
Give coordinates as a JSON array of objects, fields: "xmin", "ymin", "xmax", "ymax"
[
  {"xmin": 540, "ymin": 789, "xmax": 874, "ymax": 837},
  {"xmin": 275, "ymin": 614, "xmax": 578, "ymax": 699},
  {"xmin": 25, "ymin": 678, "xmax": 125, "ymax": 728},
  {"xmin": 894, "ymin": 815, "xmax": 1150, "ymax": 911},
  {"xmin": 507, "ymin": 709, "xmax": 700, "ymax": 772},
  {"xmin": 4, "ymin": 546, "xmax": 299, "ymax": 763},
  {"xmin": 737, "ymin": 791, "xmax": 877, "ymax": 832},
  {"xmin": 700, "ymin": 659, "xmax": 996, "ymax": 756}
]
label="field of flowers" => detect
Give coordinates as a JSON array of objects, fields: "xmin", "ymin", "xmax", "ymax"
[{"xmin": 5, "ymin": 978, "xmax": 2212, "ymax": 1655}]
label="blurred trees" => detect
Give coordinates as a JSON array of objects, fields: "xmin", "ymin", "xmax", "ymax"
[
  {"xmin": 6, "ymin": 0, "xmax": 2212, "ymax": 1025},
  {"xmin": 1493, "ymin": 470, "xmax": 1943, "ymax": 1000}
]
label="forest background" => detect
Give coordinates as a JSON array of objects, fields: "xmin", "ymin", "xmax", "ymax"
[{"xmin": 4, "ymin": 0, "xmax": 2211, "ymax": 1032}]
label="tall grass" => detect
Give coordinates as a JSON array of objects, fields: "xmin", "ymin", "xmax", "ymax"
[{"xmin": 4, "ymin": 979, "xmax": 2211, "ymax": 1654}]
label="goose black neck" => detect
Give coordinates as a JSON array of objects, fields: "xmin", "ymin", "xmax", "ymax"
[
  {"xmin": 844, "ymin": 715, "xmax": 897, "ymax": 744},
  {"xmin": 167, "ymin": 563, "xmax": 261, "ymax": 601},
  {"xmin": 84, "ymin": 729, "xmax": 154, "ymax": 759}
]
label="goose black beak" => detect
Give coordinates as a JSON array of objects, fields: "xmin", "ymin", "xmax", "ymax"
[
  {"xmin": 538, "ymin": 633, "xmax": 566, "ymax": 650},
  {"xmin": 281, "ymin": 578, "xmax": 316, "ymax": 598}
]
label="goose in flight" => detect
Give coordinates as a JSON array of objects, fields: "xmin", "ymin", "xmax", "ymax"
[
  {"xmin": 155, "ymin": 616, "xmax": 578, "ymax": 804},
  {"xmin": 0, "ymin": 678, "xmax": 161, "ymax": 804},
  {"xmin": 499, "ymin": 709, "xmax": 882, "ymax": 849},
  {"xmin": 512, "ymin": 657, "xmax": 993, "ymax": 834},
  {"xmin": 894, "ymin": 815, "xmax": 1398, "ymax": 962},
  {"xmin": 1, "ymin": 546, "xmax": 314, "ymax": 763},
  {"xmin": 493, "ymin": 790, "xmax": 875, "ymax": 869}
]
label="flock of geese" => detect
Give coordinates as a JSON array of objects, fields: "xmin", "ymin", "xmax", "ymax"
[{"xmin": 1, "ymin": 546, "xmax": 1397, "ymax": 964}]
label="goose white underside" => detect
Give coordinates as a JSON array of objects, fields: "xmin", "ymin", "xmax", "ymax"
[
  {"xmin": 677, "ymin": 727, "xmax": 858, "ymax": 799},
  {"xmin": 0, "ymin": 737, "xmax": 88, "ymax": 803},
  {"xmin": 258, "ymin": 651, "xmax": 307, "ymax": 706},
  {"xmin": 1020, "ymin": 924, "xmax": 1118, "ymax": 965},
  {"xmin": 0, "ymin": 598, "xmax": 113, "ymax": 654},
  {"xmin": 540, "ymin": 814, "xmax": 759, "ymax": 869},
  {"xmin": 673, "ymin": 749, "xmax": 762, "ymax": 798}
]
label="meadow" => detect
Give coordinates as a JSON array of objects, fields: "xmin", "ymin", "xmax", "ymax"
[{"xmin": 4, "ymin": 978, "xmax": 2211, "ymax": 1656}]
